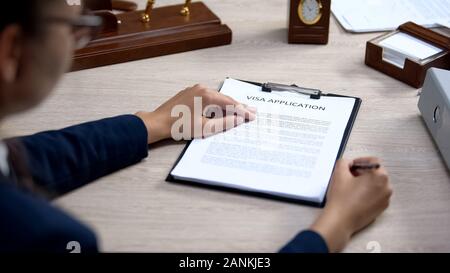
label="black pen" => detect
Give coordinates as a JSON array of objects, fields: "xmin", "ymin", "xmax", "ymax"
[{"xmin": 350, "ymin": 163, "xmax": 380, "ymax": 172}]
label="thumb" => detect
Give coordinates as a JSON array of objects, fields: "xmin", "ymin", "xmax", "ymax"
[{"xmin": 333, "ymin": 159, "xmax": 354, "ymax": 180}]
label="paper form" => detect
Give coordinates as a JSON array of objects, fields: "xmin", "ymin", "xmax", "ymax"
[
  {"xmin": 332, "ymin": 0, "xmax": 450, "ymax": 33},
  {"xmin": 170, "ymin": 79, "xmax": 356, "ymax": 203}
]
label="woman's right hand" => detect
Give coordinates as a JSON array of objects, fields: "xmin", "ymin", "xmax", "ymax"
[
  {"xmin": 310, "ymin": 157, "xmax": 393, "ymax": 252},
  {"xmin": 136, "ymin": 84, "xmax": 256, "ymax": 144}
]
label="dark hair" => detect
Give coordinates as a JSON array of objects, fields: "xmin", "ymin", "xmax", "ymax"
[
  {"xmin": 0, "ymin": 1, "xmax": 62, "ymax": 198},
  {"xmin": 0, "ymin": 1, "xmax": 60, "ymax": 35},
  {"xmin": 0, "ymin": 2, "xmax": 42, "ymax": 192}
]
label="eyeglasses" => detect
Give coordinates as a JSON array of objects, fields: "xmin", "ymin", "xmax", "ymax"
[{"xmin": 43, "ymin": 15, "xmax": 103, "ymax": 50}]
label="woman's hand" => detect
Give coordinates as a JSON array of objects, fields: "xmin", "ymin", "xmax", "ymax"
[
  {"xmin": 136, "ymin": 84, "xmax": 256, "ymax": 144},
  {"xmin": 310, "ymin": 157, "xmax": 393, "ymax": 252}
]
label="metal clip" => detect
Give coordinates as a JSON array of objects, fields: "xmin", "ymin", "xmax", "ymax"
[{"xmin": 261, "ymin": 82, "xmax": 322, "ymax": 99}]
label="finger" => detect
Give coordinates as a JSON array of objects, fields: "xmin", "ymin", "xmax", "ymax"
[
  {"xmin": 352, "ymin": 157, "xmax": 386, "ymax": 177},
  {"xmin": 201, "ymin": 115, "xmax": 245, "ymax": 138},
  {"xmin": 332, "ymin": 159, "xmax": 354, "ymax": 180},
  {"xmin": 352, "ymin": 156, "xmax": 381, "ymax": 165},
  {"xmin": 203, "ymin": 89, "xmax": 239, "ymax": 108},
  {"xmin": 204, "ymin": 91, "xmax": 256, "ymax": 120},
  {"xmin": 203, "ymin": 104, "xmax": 256, "ymax": 122},
  {"xmin": 234, "ymin": 103, "xmax": 257, "ymax": 121},
  {"xmin": 327, "ymin": 159, "xmax": 354, "ymax": 196},
  {"xmin": 203, "ymin": 104, "xmax": 223, "ymax": 118},
  {"xmin": 371, "ymin": 165, "xmax": 389, "ymax": 179},
  {"xmin": 351, "ymin": 156, "xmax": 378, "ymax": 176},
  {"xmin": 241, "ymin": 104, "xmax": 258, "ymax": 113},
  {"xmin": 335, "ymin": 158, "xmax": 353, "ymax": 171}
]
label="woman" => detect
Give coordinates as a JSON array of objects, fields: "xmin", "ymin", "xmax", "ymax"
[{"xmin": 0, "ymin": 0, "xmax": 392, "ymax": 252}]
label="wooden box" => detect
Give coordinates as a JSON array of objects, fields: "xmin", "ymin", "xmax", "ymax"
[{"xmin": 365, "ymin": 22, "xmax": 450, "ymax": 88}]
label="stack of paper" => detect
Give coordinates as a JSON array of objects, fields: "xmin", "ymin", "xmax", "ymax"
[
  {"xmin": 378, "ymin": 32, "xmax": 444, "ymax": 68},
  {"xmin": 332, "ymin": 0, "xmax": 450, "ymax": 33},
  {"xmin": 437, "ymin": 20, "xmax": 450, "ymax": 29}
]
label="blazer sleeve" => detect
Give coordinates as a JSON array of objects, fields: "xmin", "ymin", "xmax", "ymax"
[
  {"xmin": 10, "ymin": 114, "xmax": 149, "ymax": 195},
  {"xmin": 279, "ymin": 230, "xmax": 329, "ymax": 253},
  {"xmin": 0, "ymin": 180, "xmax": 98, "ymax": 253}
]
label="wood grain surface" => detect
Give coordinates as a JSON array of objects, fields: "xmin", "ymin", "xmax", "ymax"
[{"xmin": 1, "ymin": 0, "xmax": 449, "ymax": 252}]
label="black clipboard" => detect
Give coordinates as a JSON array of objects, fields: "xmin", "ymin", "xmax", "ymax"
[{"xmin": 166, "ymin": 79, "xmax": 362, "ymax": 207}]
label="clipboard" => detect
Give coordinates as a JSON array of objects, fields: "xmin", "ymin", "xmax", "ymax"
[{"xmin": 166, "ymin": 79, "xmax": 362, "ymax": 207}]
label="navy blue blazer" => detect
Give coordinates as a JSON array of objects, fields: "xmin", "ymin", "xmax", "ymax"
[{"xmin": 0, "ymin": 115, "xmax": 328, "ymax": 253}]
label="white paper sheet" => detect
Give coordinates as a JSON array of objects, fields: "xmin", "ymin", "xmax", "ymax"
[
  {"xmin": 378, "ymin": 32, "xmax": 444, "ymax": 68},
  {"xmin": 332, "ymin": 0, "xmax": 450, "ymax": 33},
  {"xmin": 437, "ymin": 20, "xmax": 450, "ymax": 29},
  {"xmin": 170, "ymin": 79, "xmax": 356, "ymax": 203}
]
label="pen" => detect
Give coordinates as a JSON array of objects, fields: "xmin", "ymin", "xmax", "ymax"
[{"xmin": 350, "ymin": 163, "xmax": 381, "ymax": 172}]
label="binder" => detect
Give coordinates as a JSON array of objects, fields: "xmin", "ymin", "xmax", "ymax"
[{"xmin": 167, "ymin": 79, "xmax": 362, "ymax": 207}]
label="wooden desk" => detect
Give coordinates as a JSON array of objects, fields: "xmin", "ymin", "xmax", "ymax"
[{"xmin": 2, "ymin": 0, "xmax": 450, "ymax": 252}]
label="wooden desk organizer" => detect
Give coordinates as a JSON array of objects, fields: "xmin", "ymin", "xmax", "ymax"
[
  {"xmin": 72, "ymin": 1, "xmax": 232, "ymax": 71},
  {"xmin": 365, "ymin": 22, "xmax": 450, "ymax": 88}
]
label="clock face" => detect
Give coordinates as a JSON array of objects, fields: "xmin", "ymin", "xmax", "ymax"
[{"xmin": 298, "ymin": 0, "xmax": 323, "ymax": 25}]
